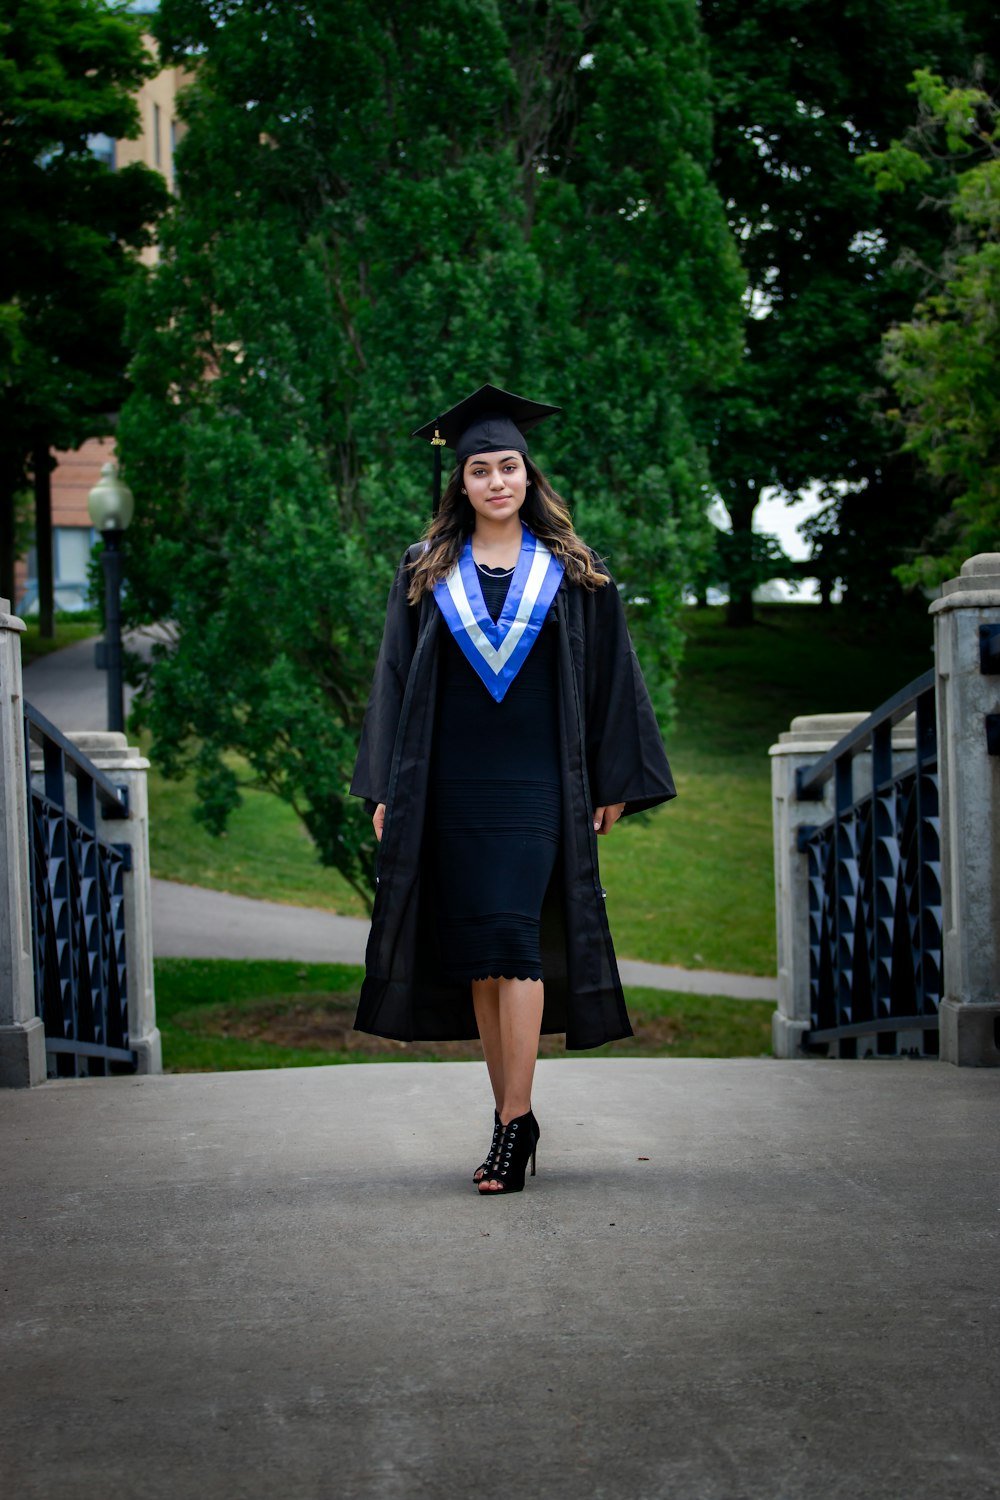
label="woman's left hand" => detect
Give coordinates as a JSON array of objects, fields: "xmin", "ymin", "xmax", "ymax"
[{"xmin": 593, "ymin": 803, "xmax": 626, "ymax": 835}]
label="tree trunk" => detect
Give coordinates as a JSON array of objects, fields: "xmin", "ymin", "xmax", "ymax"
[
  {"xmin": 33, "ymin": 439, "xmax": 54, "ymax": 639},
  {"xmin": 724, "ymin": 488, "xmax": 759, "ymax": 628},
  {"xmin": 725, "ymin": 586, "xmax": 755, "ymax": 629}
]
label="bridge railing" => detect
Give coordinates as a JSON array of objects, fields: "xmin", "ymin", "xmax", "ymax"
[
  {"xmin": 24, "ymin": 702, "xmax": 135, "ymax": 1076},
  {"xmin": 771, "ymin": 554, "xmax": 1000, "ymax": 1066},
  {"xmin": 793, "ymin": 672, "xmax": 941, "ymax": 1058},
  {"xmin": 1, "ymin": 599, "xmax": 160, "ymax": 1086}
]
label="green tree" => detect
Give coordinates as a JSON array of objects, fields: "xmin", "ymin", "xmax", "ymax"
[
  {"xmin": 0, "ymin": 0, "xmax": 169, "ymax": 623},
  {"xmin": 860, "ymin": 71, "xmax": 1000, "ymax": 585},
  {"xmin": 697, "ymin": 0, "xmax": 978, "ymax": 625},
  {"xmin": 506, "ymin": 1, "xmax": 744, "ymax": 697},
  {"xmin": 119, "ymin": 0, "xmax": 742, "ymax": 904}
]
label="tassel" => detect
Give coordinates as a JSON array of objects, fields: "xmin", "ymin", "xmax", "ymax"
[{"xmin": 431, "ymin": 425, "xmax": 446, "ymax": 515}]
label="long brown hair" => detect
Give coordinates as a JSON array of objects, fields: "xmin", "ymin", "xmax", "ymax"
[{"xmin": 407, "ymin": 455, "xmax": 609, "ymax": 602}]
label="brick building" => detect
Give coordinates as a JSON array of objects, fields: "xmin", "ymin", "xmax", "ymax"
[{"xmin": 16, "ymin": 37, "xmax": 188, "ymax": 614}]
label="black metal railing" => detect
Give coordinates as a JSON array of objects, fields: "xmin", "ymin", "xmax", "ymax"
[
  {"xmin": 23, "ymin": 703, "xmax": 136, "ymax": 1078},
  {"xmin": 795, "ymin": 670, "xmax": 942, "ymax": 1058}
]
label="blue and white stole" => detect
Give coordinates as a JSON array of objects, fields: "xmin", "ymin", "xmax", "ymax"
[{"xmin": 432, "ymin": 526, "xmax": 564, "ymax": 703}]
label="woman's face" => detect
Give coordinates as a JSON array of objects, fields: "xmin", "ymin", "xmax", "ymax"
[{"xmin": 462, "ymin": 450, "xmax": 528, "ymax": 524}]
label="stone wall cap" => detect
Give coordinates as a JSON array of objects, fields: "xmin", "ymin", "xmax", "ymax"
[
  {"xmin": 771, "ymin": 738, "xmax": 841, "ymax": 756},
  {"xmin": 771, "ymin": 733, "xmax": 916, "ymax": 756},
  {"xmin": 930, "ymin": 587, "xmax": 1000, "ymax": 614},
  {"xmin": 85, "ymin": 753, "xmax": 150, "ymax": 771},
  {"xmin": 788, "ymin": 713, "xmax": 869, "ymax": 734},
  {"xmin": 931, "ymin": 553, "xmax": 1000, "ymax": 609},
  {"xmin": 31, "ymin": 748, "xmax": 150, "ymax": 772},
  {"xmin": 769, "ymin": 713, "xmax": 868, "ymax": 757},
  {"xmin": 66, "ymin": 732, "xmax": 129, "ymax": 751},
  {"xmin": 960, "ymin": 552, "xmax": 1000, "ymax": 577},
  {"xmin": 32, "ymin": 730, "xmax": 149, "ymax": 772}
]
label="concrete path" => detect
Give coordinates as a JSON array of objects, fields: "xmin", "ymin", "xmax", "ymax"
[
  {"xmin": 21, "ymin": 626, "xmax": 159, "ymax": 733},
  {"xmin": 151, "ymin": 878, "xmax": 372, "ymax": 964},
  {"xmin": 152, "ymin": 879, "xmax": 778, "ymax": 1001},
  {"xmin": 2, "ymin": 1057, "xmax": 997, "ymax": 1499}
]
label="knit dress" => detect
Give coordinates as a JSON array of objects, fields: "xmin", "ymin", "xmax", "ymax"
[{"xmin": 429, "ymin": 562, "xmax": 561, "ymax": 983}]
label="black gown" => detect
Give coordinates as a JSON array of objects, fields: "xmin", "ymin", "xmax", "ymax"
[
  {"xmin": 350, "ymin": 543, "xmax": 677, "ymax": 1050},
  {"xmin": 431, "ymin": 563, "xmax": 560, "ymax": 983}
]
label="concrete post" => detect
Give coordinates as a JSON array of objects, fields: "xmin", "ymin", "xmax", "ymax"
[
  {"xmin": 930, "ymin": 553, "xmax": 1000, "ymax": 1066},
  {"xmin": 0, "ymin": 599, "xmax": 46, "ymax": 1086},
  {"xmin": 63, "ymin": 732, "xmax": 162, "ymax": 1074},
  {"xmin": 769, "ymin": 713, "xmax": 867, "ymax": 1057}
]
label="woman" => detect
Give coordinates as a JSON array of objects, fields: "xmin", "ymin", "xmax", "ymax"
[{"xmin": 351, "ymin": 384, "xmax": 675, "ymax": 1194}]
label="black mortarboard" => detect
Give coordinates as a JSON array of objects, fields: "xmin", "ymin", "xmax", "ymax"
[{"xmin": 412, "ymin": 383, "xmax": 561, "ymax": 512}]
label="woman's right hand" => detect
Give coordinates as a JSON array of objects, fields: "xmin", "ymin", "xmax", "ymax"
[{"xmin": 373, "ymin": 803, "xmax": 386, "ymax": 843}]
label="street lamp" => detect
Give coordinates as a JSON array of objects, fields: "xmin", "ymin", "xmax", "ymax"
[{"xmin": 87, "ymin": 460, "xmax": 134, "ymax": 733}]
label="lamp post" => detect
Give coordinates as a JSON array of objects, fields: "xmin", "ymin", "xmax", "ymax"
[{"xmin": 87, "ymin": 460, "xmax": 134, "ymax": 733}]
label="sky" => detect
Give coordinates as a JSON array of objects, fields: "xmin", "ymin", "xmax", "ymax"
[
  {"xmin": 754, "ymin": 486, "xmax": 827, "ymax": 562},
  {"xmin": 707, "ymin": 485, "xmax": 835, "ymax": 602}
]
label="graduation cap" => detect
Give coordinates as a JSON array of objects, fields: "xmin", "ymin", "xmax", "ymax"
[{"xmin": 412, "ymin": 383, "xmax": 561, "ymax": 513}]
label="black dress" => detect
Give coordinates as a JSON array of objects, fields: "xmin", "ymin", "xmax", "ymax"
[{"xmin": 430, "ymin": 563, "xmax": 561, "ymax": 982}]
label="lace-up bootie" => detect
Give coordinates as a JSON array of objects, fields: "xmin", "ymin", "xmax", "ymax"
[
  {"xmin": 473, "ymin": 1110, "xmax": 501, "ymax": 1183},
  {"xmin": 478, "ymin": 1111, "xmax": 537, "ymax": 1195}
]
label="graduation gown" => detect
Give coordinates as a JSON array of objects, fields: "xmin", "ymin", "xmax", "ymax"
[{"xmin": 349, "ymin": 543, "xmax": 676, "ymax": 1050}]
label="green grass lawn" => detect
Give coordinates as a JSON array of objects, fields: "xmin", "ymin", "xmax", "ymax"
[
  {"xmin": 146, "ymin": 747, "xmax": 369, "ymax": 917},
  {"xmin": 599, "ymin": 602, "xmax": 934, "ymax": 973},
  {"xmin": 155, "ymin": 958, "xmax": 775, "ymax": 1071},
  {"xmin": 145, "ymin": 601, "xmax": 933, "ymax": 975}
]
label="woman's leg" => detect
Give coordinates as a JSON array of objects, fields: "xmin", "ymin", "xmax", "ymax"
[
  {"xmin": 496, "ymin": 977, "xmax": 544, "ymax": 1121},
  {"xmin": 472, "ymin": 978, "xmax": 504, "ymax": 1109},
  {"xmin": 472, "ymin": 976, "xmax": 545, "ymax": 1120},
  {"xmin": 472, "ymin": 976, "xmax": 544, "ymax": 1177},
  {"xmin": 478, "ymin": 977, "xmax": 544, "ymax": 1193}
]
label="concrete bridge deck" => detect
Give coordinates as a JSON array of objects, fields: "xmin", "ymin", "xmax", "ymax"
[{"xmin": 2, "ymin": 1058, "xmax": 997, "ymax": 1500}]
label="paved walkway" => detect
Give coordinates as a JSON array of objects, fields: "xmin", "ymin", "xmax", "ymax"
[
  {"xmin": 151, "ymin": 879, "xmax": 778, "ymax": 1001},
  {"xmin": 2, "ymin": 1058, "xmax": 997, "ymax": 1498},
  {"xmin": 21, "ymin": 626, "xmax": 158, "ymax": 733}
]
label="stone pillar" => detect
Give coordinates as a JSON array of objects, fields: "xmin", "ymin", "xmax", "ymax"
[
  {"xmin": 769, "ymin": 713, "xmax": 867, "ymax": 1057},
  {"xmin": 0, "ymin": 599, "xmax": 46, "ymax": 1086},
  {"xmin": 930, "ymin": 554, "xmax": 1000, "ymax": 1066},
  {"xmin": 64, "ymin": 732, "xmax": 162, "ymax": 1074}
]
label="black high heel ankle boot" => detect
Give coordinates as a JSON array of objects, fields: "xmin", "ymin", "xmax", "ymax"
[
  {"xmin": 473, "ymin": 1109, "xmax": 501, "ymax": 1183},
  {"xmin": 478, "ymin": 1111, "xmax": 538, "ymax": 1195}
]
